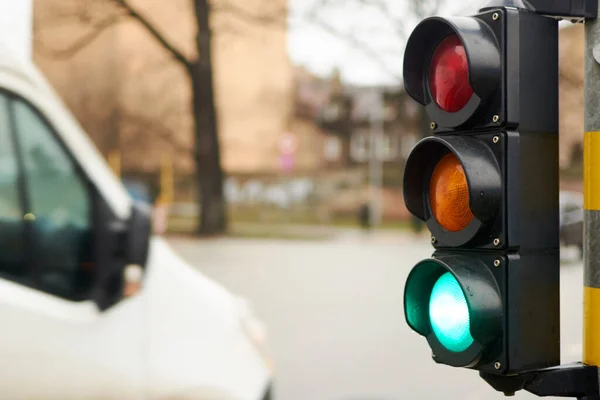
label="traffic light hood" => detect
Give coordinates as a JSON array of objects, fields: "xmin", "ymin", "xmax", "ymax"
[{"xmin": 403, "ymin": 16, "xmax": 501, "ymax": 122}]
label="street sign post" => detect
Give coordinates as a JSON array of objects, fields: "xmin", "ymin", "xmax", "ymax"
[
  {"xmin": 279, "ymin": 132, "xmax": 297, "ymax": 173},
  {"xmin": 401, "ymin": 0, "xmax": 600, "ymax": 397}
]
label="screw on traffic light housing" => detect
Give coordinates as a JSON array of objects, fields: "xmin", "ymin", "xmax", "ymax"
[{"xmin": 401, "ymin": 2, "xmax": 561, "ymax": 391}]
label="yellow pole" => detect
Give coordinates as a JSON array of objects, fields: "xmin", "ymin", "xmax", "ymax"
[
  {"xmin": 159, "ymin": 153, "xmax": 174, "ymax": 205},
  {"xmin": 108, "ymin": 149, "xmax": 121, "ymax": 178},
  {"xmin": 583, "ymin": 131, "xmax": 600, "ymax": 365},
  {"xmin": 584, "ymin": 14, "xmax": 600, "ymax": 365}
]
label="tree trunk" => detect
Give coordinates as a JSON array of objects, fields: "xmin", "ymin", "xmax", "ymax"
[{"xmin": 191, "ymin": 0, "xmax": 227, "ymax": 235}]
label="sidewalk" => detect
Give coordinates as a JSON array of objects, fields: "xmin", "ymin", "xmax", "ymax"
[{"xmin": 230, "ymin": 222, "xmax": 430, "ymax": 243}]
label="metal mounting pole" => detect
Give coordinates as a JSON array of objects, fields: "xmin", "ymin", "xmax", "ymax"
[{"xmin": 585, "ymin": 6, "xmax": 600, "ymax": 370}]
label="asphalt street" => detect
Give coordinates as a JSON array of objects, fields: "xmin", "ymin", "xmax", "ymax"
[{"xmin": 168, "ymin": 233, "xmax": 584, "ymax": 400}]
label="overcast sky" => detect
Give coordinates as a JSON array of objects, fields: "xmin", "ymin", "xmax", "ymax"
[{"xmin": 287, "ymin": 0, "xmax": 477, "ymax": 86}]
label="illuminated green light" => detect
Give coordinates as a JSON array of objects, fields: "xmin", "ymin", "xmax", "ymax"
[{"xmin": 429, "ymin": 272, "xmax": 474, "ymax": 352}]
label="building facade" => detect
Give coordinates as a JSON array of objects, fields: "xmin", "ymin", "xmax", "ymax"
[{"xmin": 33, "ymin": 0, "xmax": 294, "ymax": 175}]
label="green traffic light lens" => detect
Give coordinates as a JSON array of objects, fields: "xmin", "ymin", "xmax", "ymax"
[{"xmin": 429, "ymin": 272, "xmax": 474, "ymax": 352}]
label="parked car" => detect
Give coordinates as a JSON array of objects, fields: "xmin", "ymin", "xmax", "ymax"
[
  {"xmin": 0, "ymin": 48, "xmax": 272, "ymax": 399},
  {"xmin": 560, "ymin": 191, "xmax": 584, "ymax": 259}
]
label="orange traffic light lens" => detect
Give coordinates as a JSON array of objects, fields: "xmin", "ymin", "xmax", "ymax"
[
  {"xmin": 429, "ymin": 153, "xmax": 474, "ymax": 232},
  {"xmin": 429, "ymin": 34, "xmax": 474, "ymax": 113}
]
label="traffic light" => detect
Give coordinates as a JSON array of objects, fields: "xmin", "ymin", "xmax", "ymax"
[{"xmin": 402, "ymin": 4, "xmax": 560, "ymax": 382}]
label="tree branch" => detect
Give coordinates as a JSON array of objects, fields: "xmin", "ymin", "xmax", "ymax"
[
  {"xmin": 354, "ymin": 0, "xmax": 407, "ymax": 37},
  {"xmin": 112, "ymin": 0, "xmax": 192, "ymax": 71},
  {"xmin": 297, "ymin": 0, "xmax": 448, "ymax": 83},
  {"xmin": 307, "ymin": 15, "xmax": 402, "ymax": 81},
  {"xmin": 35, "ymin": 14, "xmax": 123, "ymax": 60},
  {"xmin": 120, "ymin": 112, "xmax": 191, "ymax": 154},
  {"xmin": 212, "ymin": 1, "xmax": 287, "ymax": 28}
]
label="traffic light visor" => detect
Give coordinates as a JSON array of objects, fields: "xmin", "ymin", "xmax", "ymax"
[
  {"xmin": 403, "ymin": 136, "xmax": 502, "ymax": 247},
  {"xmin": 429, "ymin": 152, "xmax": 474, "ymax": 232},
  {"xmin": 404, "ymin": 256, "xmax": 502, "ymax": 366},
  {"xmin": 429, "ymin": 34, "xmax": 474, "ymax": 113},
  {"xmin": 402, "ymin": 16, "xmax": 500, "ymax": 128}
]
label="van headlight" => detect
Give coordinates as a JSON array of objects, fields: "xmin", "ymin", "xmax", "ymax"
[{"xmin": 237, "ymin": 298, "xmax": 274, "ymax": 373}]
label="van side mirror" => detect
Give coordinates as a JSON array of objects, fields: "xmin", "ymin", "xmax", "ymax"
[
  {"xmin": 126, "ymin": 201, "xmax": 152, "ymax": 268},
  {"xmin": 92, "ymin": 200, "xmax": 152, "ymax": 311}
]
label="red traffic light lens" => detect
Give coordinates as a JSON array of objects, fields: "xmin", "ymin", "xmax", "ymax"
[
  {"xmin": 429, "ymin": 34, "xmax": 474, "ymax": 113},
  {"xmin": 429, "ymin": 153, "xmax": 474, "ymax": 232}
]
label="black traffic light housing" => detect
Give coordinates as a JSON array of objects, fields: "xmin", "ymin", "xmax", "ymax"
[{"xmin": 401, "ymin": 2, "xmax": 561, "ymax": 389}]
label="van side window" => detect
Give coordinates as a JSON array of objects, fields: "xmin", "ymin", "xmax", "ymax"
[
  {"xmin": 0, "ymin": 94, "xmax": 26, "ymax": 277},
  {"xmin": 12, "ymin": 99, "xmax": 93, "ymax": 300}
]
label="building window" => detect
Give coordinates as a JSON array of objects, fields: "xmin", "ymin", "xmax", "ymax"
[
  {"xmin": 378, "ymin": 134, "xmax": 399, "ymax": 161},
  {"xmin": 384, "ymin": 104, "xmax": 397, "ymax": 121},
  {"xmin": 322, "ymin": 103, "xmax": 342, "ymax": 122},
  {"xmin": 350, "ymin": 131, "xmax": 369, "ymax": 162},
  {"xmin": 405, "ymin": 100, "xmax": 419, "ymax": 118},
  {"xmin": 324, "ymin": 137, "xmax": 342, "ymax": 161},
  {"xmin": 350, "ymin": 130, "xmax": 399, "ymax": 162}
]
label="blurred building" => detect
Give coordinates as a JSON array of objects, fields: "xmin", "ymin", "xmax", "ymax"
[
  {"xmin": 342, "ymin": 89, "xmax": 421, "ymax": 170},
  {"xmin": 33, "ymin": 0, "xmax": 293, "ymax": 176},
  {"xmin": 293, "ymin": 24, "xmax": 588, "ymax": 177},
  {"xmin": 293, "ymin": 67, "xmax": 423, "ymax": 174},
  {"xmin": 290, "ymin": 25, "xmax": 586, "ymax": 178},
  {"xmin": 290, "ymin": 67, "xmax": 344, "ymax": 170}
]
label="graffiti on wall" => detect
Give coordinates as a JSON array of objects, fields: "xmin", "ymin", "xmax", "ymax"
[{"xmin": 224, "ymin": 177, "xmax": 315, "ymax": 208}]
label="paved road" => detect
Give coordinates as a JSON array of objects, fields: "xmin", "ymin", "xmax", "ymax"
[{"xmin": 168, "ymin": 234, "xmax": 584, "ymax": 400}]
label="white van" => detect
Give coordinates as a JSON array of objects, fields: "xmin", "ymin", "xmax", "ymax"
[{"xmin": 0, "ymin": 49, "xmax": 272, "ymax": 399}]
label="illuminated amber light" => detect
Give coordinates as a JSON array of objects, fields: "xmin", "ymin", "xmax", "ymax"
[{"xmin": 429, "ymin": 153, "xmax": 474, "ymax": 232}]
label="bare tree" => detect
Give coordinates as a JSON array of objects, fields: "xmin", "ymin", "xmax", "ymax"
[
  {"xmin": 120, "ymin": 0, "xmax": 224, "ymax": 235},
  {"xmin": 35, "ymin": 0, "xmax": 254, "ymax": 235},
  {"xmin": 291, "ymin": 0, "xmax": 453, "ymax": 84},
  {"xmin": 34, "ymin": 0, "xmax": 448, "ymax": 235}
]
